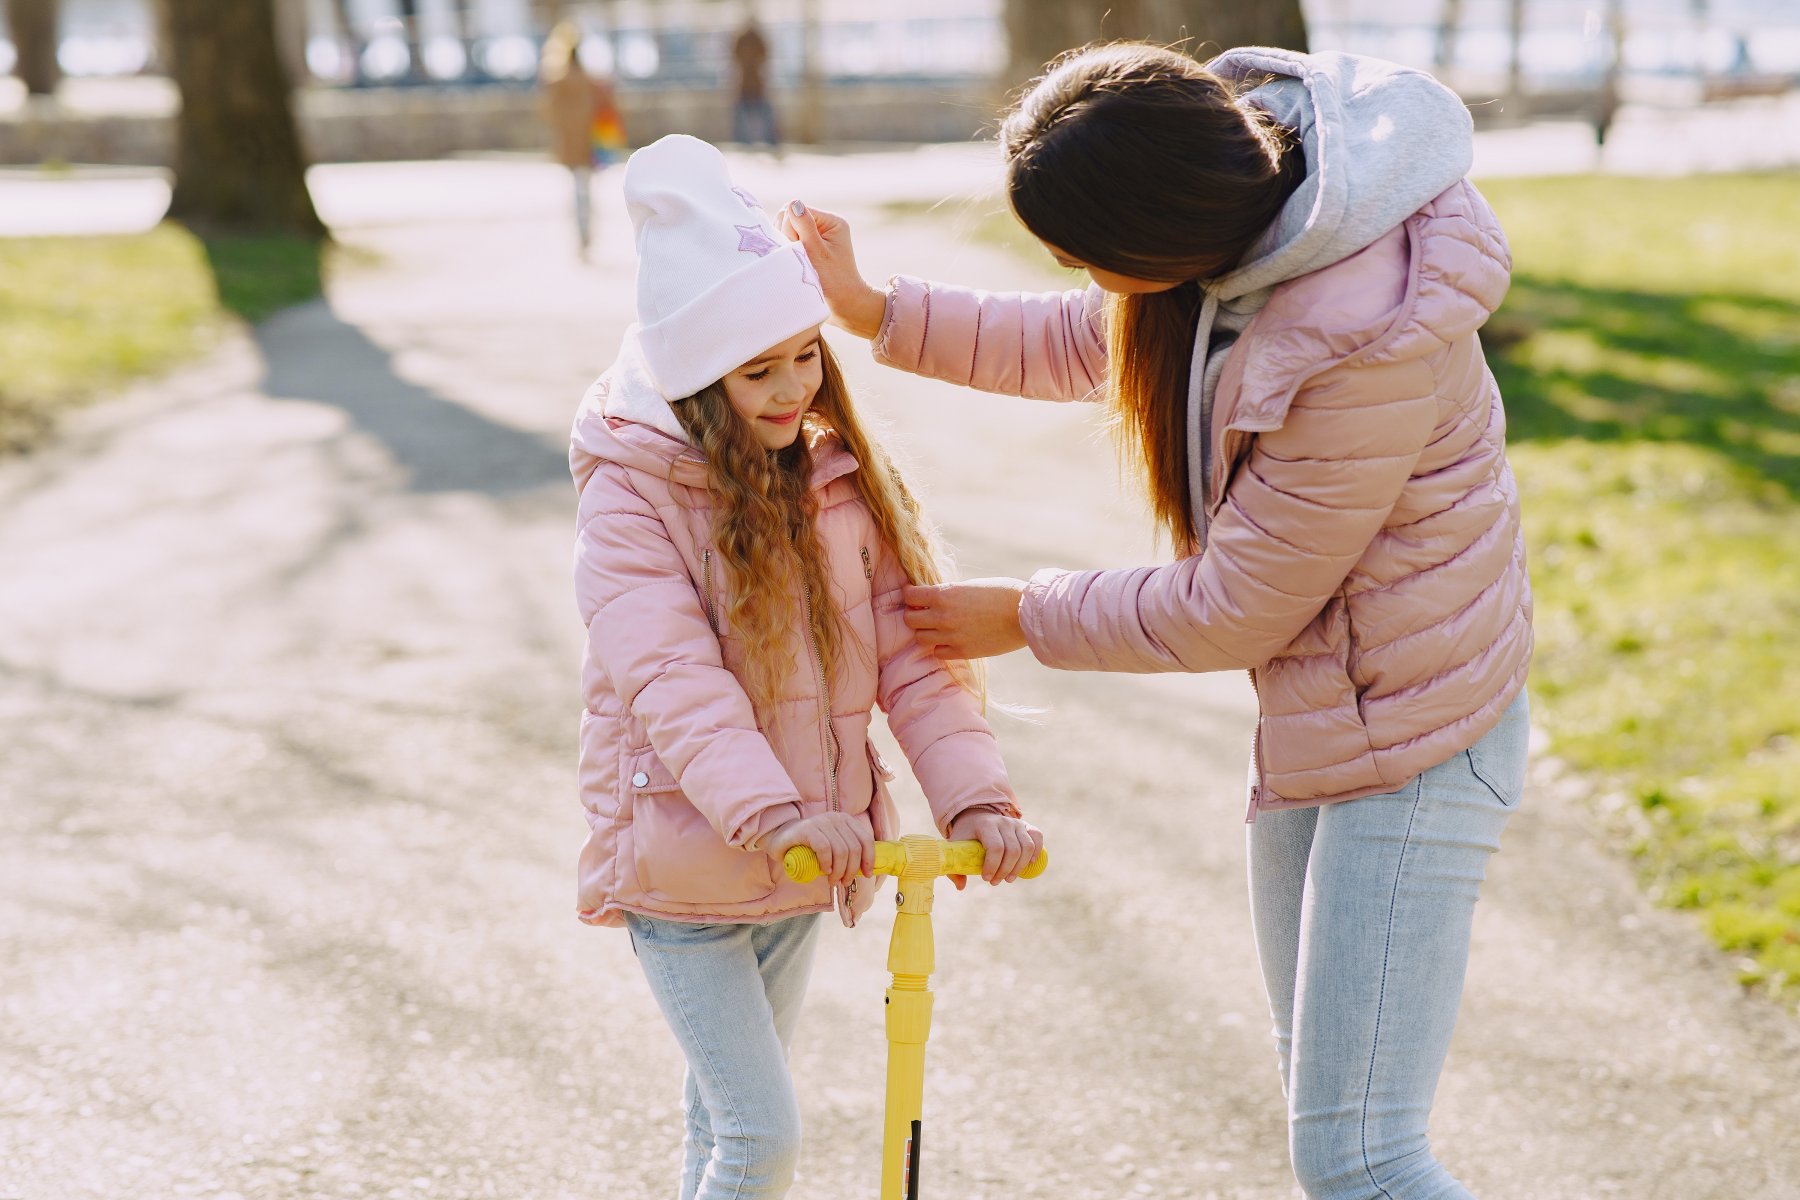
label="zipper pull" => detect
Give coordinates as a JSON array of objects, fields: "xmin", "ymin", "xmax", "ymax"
[{"xmin": 860, "ymin": 546, "xmax": 873, "ymax": 580}]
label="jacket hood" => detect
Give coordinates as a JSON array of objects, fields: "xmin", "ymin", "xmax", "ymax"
[
  {"xmin": 570, "ymin": 325, "xmax": 700, "ymax": 489},
  {"xmin": 570, "ymin": 325, "xmax": 858, "ymax": 493},
  {"xmin": 1182, "ymin": 50, "xmax": 1477, "ymax": 548},
  {"xmin": 1207, "ymin": 48, "xmax": 1475, "ymax": 303}
]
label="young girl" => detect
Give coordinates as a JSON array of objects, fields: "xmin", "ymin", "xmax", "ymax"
[{"xmin": 568, "ymin": 134, "xmax": 1043, "ymax": 1200}]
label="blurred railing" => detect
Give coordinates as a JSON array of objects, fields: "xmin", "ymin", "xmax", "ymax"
[
  {"xmin": 301, "ymin": 0, "xmax": 1004, "ymax": 90},
  {"xmin": 8, "ymin": 0, "xmax": 1798, "ymax": 96}
]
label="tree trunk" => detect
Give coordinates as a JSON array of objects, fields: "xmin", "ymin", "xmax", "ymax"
[
  {"xmin": 327, "ymin": 0, "xmax": 358, "ymax": 41},
  {"xmin": 396, "ymin": 0, "xmax": 424, "ymax": 78},
  {"xmin": 273, "ymin": 0, "xmax": 311, "ymax": 86},
  {"xmin": 326, "ymin": 0, "xmax": 361, "ymax": 81},
  {"xmin": 1504, "ymin": 0, "xmax": 1527, "ymax": 119},
  {"xmin": 1435, "ymin": 0, "xmax": 1465, "ymax": 72},
  {"xmin": 8, "ymin": 0, "xmax": 61, "ymax": 97},
  {"xmin": 162, "ymin": 0, "xmax": 323, "ymax": 236},
  {"xmin": 451, "ymin": 0, "xmax": 476, "ymax": 43},
  {"xmin": 1005, "ymin": 0, "xmax": 1307, "ymax": 85},
  {"xmin": 797, "ymin": 0, "xmax": 823, "ymax": 143}
]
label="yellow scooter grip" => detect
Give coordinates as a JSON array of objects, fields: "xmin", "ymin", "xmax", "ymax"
[{"xmin": 782, "ymin": 839, "xmax": 1048, "ymax": 884}]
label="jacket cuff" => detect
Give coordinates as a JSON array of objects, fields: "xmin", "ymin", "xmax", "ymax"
[
  {"xmin": 1019, "ymin": 566, "xmax": 1101, "ymax": 671},
  {"xmin": 871, "ymin": 275, "xmax": 927, "ymax": 370},
  {"xmin": 938, "ymin": 797, "xmax": 1023, "ymax": 837},
  {"xmin": 736, "ymin": 801, "xmax": 804, "ymax": 852}
]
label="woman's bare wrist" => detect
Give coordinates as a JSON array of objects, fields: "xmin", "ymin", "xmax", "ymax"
[{"xmin": 844, "ymin": 285, "xmax": 886, "ymax": 341}]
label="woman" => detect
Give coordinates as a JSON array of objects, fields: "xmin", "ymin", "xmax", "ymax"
[
  {"xmin": 538, "ymin": 22, "xmax": 624, "ymax": 259},
  {"xmin": 781, "ymin": 43, "xmax": 1532, "ymax": 1200}
]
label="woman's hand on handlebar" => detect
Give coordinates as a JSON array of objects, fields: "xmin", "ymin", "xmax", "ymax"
[
  {"xmin": 903, "ymin": 578, "xmax": 1029, "ymax": 661},
  {"xmin": 946, "ymin": 809, "xmax": 1045, "ymax": 889},
  {"xmin": 765, "ymin": 812, "xmax": 875, "ymax": 887},
  {"xmin": 779, "ymin": 200, "xmax": 886, "ymax": 341}
]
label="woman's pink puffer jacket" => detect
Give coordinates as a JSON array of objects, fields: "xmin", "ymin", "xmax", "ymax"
[
  {"xmin": 570, "ymin": 378, "xmax": 1019, "ymax": 927},
  {"xmin": 874, "ymin": 180, "xmax": 1532, "ymax": 817}
]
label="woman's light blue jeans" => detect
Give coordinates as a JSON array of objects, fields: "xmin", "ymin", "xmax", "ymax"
[
  {"xmin": 624, "ymin": 912, "xmax": 822, "ymax": 1200},
  {"xmin": 1248, "ymin": 691, "xmax": 1529, "ymax": 1199}
]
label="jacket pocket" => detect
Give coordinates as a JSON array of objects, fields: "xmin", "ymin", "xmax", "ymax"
[
  {"xmin": 1465, "ymin": 697, "xmax": 1529, "ymax": 808},
  {"xmin": 865, "ymin": 741, "xmax": 899, "ymax": 843},
  {"xmin": 624, "ymin": 748, "xmax": 780, "ymax": 903}
]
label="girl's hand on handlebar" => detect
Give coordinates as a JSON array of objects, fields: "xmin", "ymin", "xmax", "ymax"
[
  {"xmin": 778, "ymin": 200, "xmax": 887, "ymax": 341},
  {"xmin": 946, "ymin": 809, "xmax": 1045, "ymax": 888},
  {"xmin": 766, "ymin": 812, "xmax": 875, "ymax": 887}
]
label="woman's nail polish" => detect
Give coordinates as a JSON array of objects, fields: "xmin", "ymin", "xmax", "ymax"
[{"xmin": 790, "ymin": 200, "xmax": 807, "ymax": 216}]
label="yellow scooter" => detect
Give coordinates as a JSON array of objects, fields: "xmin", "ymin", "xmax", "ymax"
[{"xmin": 783, "ymin": 835, "xmax": 1048, "ymax": 1200}]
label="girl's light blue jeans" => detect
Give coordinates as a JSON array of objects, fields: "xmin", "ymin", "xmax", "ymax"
[
  {"xmin": 624, "ymin": 911, "xmax": 821, "ymax": 1200},
  {"xmin": 1248, "ymin": 690, "xmax": 1529, "ymax": 1199}
]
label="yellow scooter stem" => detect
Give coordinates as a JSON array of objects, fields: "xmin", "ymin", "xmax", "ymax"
[{"xmin": 782, "ymin": 836, "xmax": 1047, "ymax": 1199}]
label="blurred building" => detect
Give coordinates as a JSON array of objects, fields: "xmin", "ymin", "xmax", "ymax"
[{"xmin": 3, "ymin": 0, "xmax": 1798, "ymax": 163}]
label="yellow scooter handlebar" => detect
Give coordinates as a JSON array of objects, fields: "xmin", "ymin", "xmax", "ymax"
[{"xmin": 782, "ymin": 838, "xmax": 1048, "ymax": 884}]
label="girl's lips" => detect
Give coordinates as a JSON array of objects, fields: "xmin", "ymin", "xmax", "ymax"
[{"xmin": 762, "ymin": 408, "xmax": 801, "ymax": 425}]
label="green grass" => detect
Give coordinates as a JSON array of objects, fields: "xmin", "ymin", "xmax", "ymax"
[
  {"xmin": 906, "ymin": 173, "xmax": 1800, "ymax": 1000},
  {"xmin": 0, "ymin": 224, "xmax": 328, "ymax": 453},
  {"xmin": 1482, "ymin": 174, "xmax": 1800, "ymax": 998}
]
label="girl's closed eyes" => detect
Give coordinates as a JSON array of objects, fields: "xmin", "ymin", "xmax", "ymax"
[{"xmin": 742, "ymin": 346, "xmax": 817, "ymax": 382}]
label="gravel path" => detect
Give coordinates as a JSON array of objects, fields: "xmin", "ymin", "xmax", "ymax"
[{"xmin": 3, "ymin": 150, "xmax": 1797, "ymax": 1200}]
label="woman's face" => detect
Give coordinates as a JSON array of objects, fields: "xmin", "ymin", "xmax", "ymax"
[
  {"xmin": 721, "ymin": 325, "xmax": 825, "ymax": 450},
  {"xmin": 1040, "ymin": 241, "xmax": 1184, "ymax": 295}
]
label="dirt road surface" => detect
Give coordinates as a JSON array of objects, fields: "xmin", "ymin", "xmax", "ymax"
[{"xmin": 4, "ymin": 149, "xmax": 1798, "ymax": 1199}]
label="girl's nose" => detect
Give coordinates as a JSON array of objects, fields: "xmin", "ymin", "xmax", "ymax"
[{"xmin": 775, "ymin": 374, "xmax": 808, "ymax": 407}]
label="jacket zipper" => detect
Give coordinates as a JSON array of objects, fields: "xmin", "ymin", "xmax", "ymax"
[
  {"xmin": 1245, "ymin": 667, "xmax": 1268, "ymax": 824},
  {"xmin": 800, "ymin": 582, "xmax": 840, "ymax": 812},
  {"xmin": 860, "ymin": 546, "xmax": 873, "ymax": 580},
  {"xmin": 701, "ymin": 549, "xmax": 719, "ymax": 635},
  {"xmin": 801, "ymin": 581, "xmax": 851, "ymax": 916},
  {"xmin": 1210, "ymin": 426, "xmax": 1266, "ymax": 823}
]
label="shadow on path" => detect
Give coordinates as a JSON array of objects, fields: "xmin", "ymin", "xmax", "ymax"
[
  {"xmin": 253, "ymin": 298, "xmax": 569, "ymax": 496},
  {"xmin": 1493, "ymin": 276, "xmax": 1800, "ymax": 497}
]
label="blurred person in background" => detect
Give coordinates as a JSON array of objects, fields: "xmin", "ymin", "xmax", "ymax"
[
  {"xmin": 539, "ymin": 21, "xmax": 625, "ymax": 260},
  {"xmin": 731, "ymin": 11, "xmax": 782, "ymax": 155}
]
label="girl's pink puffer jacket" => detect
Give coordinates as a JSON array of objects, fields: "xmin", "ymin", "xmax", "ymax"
[
  {"xmin": 874, "ymin": 180, "xmax": 1532, "ymax": 817},
  {"xmin": 569, "ymin": 366, "xmax": 1019, "ymax": 928}
]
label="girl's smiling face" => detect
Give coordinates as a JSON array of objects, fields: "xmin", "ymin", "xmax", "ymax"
[{"xmin": 722, "ymin": 325, "xmax": 825, "ymax": 450}]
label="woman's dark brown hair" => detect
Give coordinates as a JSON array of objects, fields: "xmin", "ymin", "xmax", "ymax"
[{"xmin": 1001, "ymin": 42, "xmax": 1303, "ymax": 555}]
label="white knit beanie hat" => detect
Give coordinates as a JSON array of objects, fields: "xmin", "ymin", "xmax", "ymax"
[{"xmin": 623, "ymin": 135, "xmax": 830, "ymax": 402}]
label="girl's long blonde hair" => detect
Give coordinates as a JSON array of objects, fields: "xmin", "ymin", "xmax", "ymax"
[{"xmin": 673, "ymin": 340, "xmax": 979, "ymax": 720}]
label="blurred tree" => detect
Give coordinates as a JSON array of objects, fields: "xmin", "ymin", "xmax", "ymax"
[
  {"xmin": 1504, "ymin": 0, "xmax": 1526, "ymax": 118},
  {"xmin": 1435, "ymin": 0, "xmax": 1464, "ymax": 72},
  {"xmin": 397, "ymin": 0, "xmax": 424, "ymax": 78},
  {"xmin": 451, "ymin": 0, "xmax": 476, "ymax": 43},
  {"xmin": 7, "ymin": 0, "xmax": 61, "ymax": 96},
  {"xmin": 273, "ymin": 0, "xmax": 310, "ymax": 85},
  {"xmin": 1005, "ymin": 0, "xmax": 1308, "ymax": 84},
  {"xmin": 161, "ymin": 0, "xmax": 323, "ymax": 236},
  {"xmin": 325, "ymin": 0, "xmax": 362, "ymax": 80}
]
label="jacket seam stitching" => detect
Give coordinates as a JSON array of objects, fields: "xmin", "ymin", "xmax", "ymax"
[
  {"xmin": 920, "ymin": 282, "xmax": 933, "ymax": 365},
  {"xmin": 1361, "ymin": 775, "xmax": 1422, "ymax": 1200},
  {"xmin": 969, "ymin": 301, "xmax": 983, "ymax": 387}
]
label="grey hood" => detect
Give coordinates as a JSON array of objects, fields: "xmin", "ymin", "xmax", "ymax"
[{"xmin": 1185, "ymin": 49, "xmax": 1475, "ymax": 538}]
